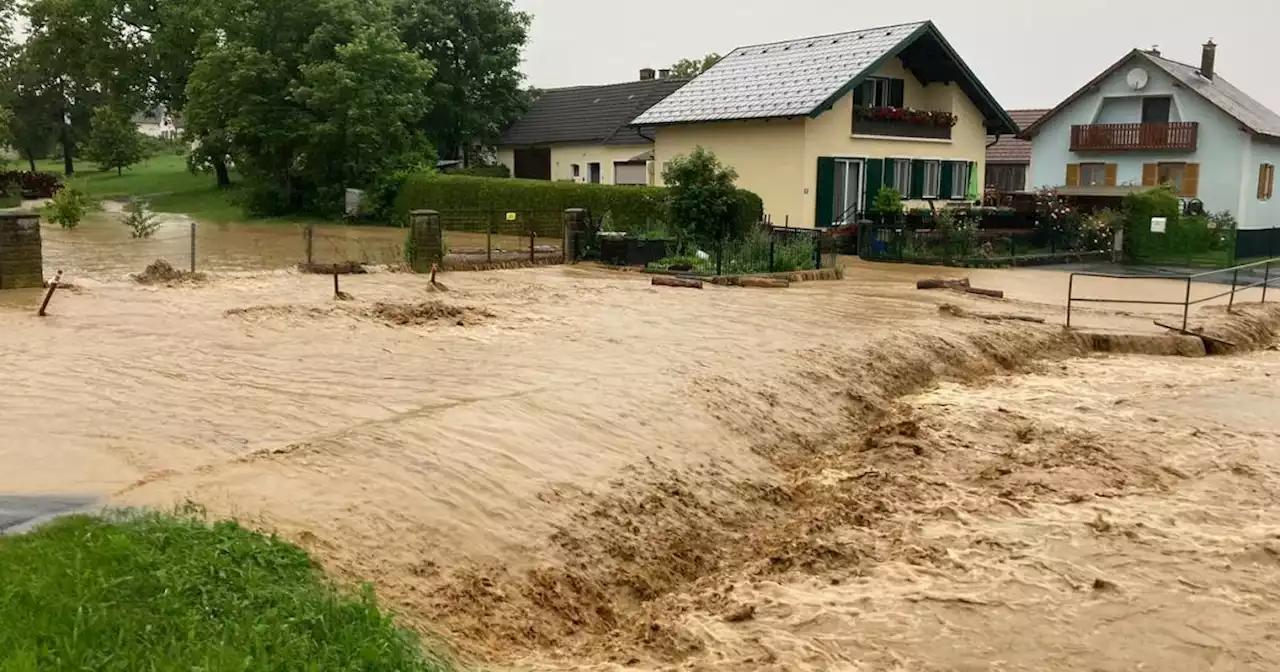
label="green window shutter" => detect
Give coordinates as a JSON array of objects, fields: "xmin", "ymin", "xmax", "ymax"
[
  {"xmin": 889, "ymin": 79, "xmax": 905, "ymax": 108},
  {"xmin": 863, "ymin": 159, "xmax": 884, "ymax": 213},
  {"xmin": 883, "ymin": 158, "xmax": 895, "ymax": 192},
  {"xmin": 939, "ymin": 161, "xmax": 954, "ymax": 199},
  {"xmin": 910, "ymin": 159, "xmax": 925, "ymax": 199},
  {"xmin": 852, "ymin": 82, "xmax": 866, "ymax": 107},
  {"xmin": 815, "ymin": 157, "xmax": 835, "ymax": 227}
]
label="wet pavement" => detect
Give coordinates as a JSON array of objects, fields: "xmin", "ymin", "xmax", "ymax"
[{"xmin": 0, "ymin": 495, "xmax": 96, "ymax": 534}]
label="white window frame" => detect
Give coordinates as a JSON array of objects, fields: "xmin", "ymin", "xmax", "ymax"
[
  {"xmin": 892, "ymin": 160, "xmax": 912, "ymax": 195},
  {"xmin": 858, "ymin": 77, "xmax": 892, "ymax": 107},
  {"xmin": 922, "ymin": 160, "xmax": 941, "ymax": 199},
  {"xmin": 950, "ymin": 161, "xmax": 969, "ymax": 199}
]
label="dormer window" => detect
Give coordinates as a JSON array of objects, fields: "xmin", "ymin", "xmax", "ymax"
[{"xmin": 852, "ymin": 76, "xmax": 904, "ymax": 108}]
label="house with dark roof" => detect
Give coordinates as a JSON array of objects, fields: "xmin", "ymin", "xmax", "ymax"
[
  {"xmin": 496, "ymin": 72, "xmax": 687, "ymax": 185},
  {"xmin": 632, "ymin": 20, "xmax": 1016, "ymax": 228},
  {"xmin": 985, "ymin": 109, "xmax": 1048, "ymax": 192},
  {"xmin": 1021, "ymin": 41, "xmax": 1280, "ymax": 255}
]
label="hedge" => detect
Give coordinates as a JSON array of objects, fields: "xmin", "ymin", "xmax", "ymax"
[{"xmin": 392, "ymin": 173, "xmax": 763, "ymax": 235}]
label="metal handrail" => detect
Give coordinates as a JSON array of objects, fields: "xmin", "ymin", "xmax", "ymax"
[{"xmin": 1066, "ymin": 257, "xmax": 1279, "ymax": 331}]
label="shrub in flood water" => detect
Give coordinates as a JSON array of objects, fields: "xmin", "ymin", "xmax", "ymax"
[
  {"xmin": 0, "ymin": 509, "xmax": 452, "ymax": 671},
  {"xmin": 40, "ymin": 187, "xmax": 94, "ymax": 229},
  {"xmin": 123, "ymin": 199, "xmax": 161, "ymax": 239}
]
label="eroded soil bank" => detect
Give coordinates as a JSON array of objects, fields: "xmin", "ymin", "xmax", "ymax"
[{"xmin": 2, "ymin": 261, "xmax": 1278, "ymax": 670}]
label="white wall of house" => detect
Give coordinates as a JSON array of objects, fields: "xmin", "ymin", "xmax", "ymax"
[
  {"xmin": 1029, "ymin": 53, "xmax": 1253, "ymax": 225},
  {"xmin": 1241, "ymin": 139, "xmax": 1280, "ymax": 232},
  {"xmin": 496, "ymin": 144, "xmax": 654, "ymax": 185}
]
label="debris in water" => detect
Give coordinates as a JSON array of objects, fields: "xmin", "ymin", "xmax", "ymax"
[
  {"xmin": 364, "ymin": 301, "xmax": 490, "ymax": 327},
  {"xmin": 722, "ymin": 604, "xmax": 756, "ymax": 623},
  {"xmin": 133, "ymin": 259, "xmax": 205, "ymax": 285}
]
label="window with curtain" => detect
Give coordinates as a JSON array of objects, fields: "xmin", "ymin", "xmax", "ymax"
[{"xmin": 922, "ymin": 161, "xmax": 941, "ymax": 198}]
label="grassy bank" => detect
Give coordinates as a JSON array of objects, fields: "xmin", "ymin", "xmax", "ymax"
[
  {"xmin": 0, "ymin": 510, "xmax": 451, "ymax": 671},
  {"xmin": 34, "ymin": 156, "xmax": 346, "ymax": 228}
]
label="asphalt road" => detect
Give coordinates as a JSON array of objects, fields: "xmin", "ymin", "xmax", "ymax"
[{"xmin": 0, "ymin": 495, "xmax": 97, "ymax": 535}]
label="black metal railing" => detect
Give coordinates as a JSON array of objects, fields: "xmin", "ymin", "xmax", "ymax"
[{"xmin": 1066, "ymin": 258, "xmax": 1279, "ymax": 331}]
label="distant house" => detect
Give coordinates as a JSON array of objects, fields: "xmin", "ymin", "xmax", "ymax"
[
  {"xmin": 985, "ymin": 109, "xmax": 1048, "ymax": 192},
  {"xmin": 134, "ymin": 107, "xmax": 181, "ymax": 141},
  {"xmin": 1021, "ymin": 41, "xmax": 1280, "ymax": 256},
  {"xmin": 495, "ymin": 72, "xmax": 687, "ymax": 186},
  {"xmin": 632, "ymin": 21, "xmax": 1017, "ymax": 227}
]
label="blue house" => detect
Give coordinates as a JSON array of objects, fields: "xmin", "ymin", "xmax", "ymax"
[{"xmin": 1022, "ymin": 41, "xmax": 1280, "ymax": 258}]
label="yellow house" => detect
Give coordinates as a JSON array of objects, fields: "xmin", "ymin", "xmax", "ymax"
[
  {"xmin": 496, "ymin": 71, "xmax": 686, "ymax": 185},
  {"xmin": 632, "ymin": 21, "xmax": 1017, "ymax": 227}
]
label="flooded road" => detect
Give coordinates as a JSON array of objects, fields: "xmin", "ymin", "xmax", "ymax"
[{"xmin": 4, "ymin": 224, "xmax": 1280, "ymax": 669}]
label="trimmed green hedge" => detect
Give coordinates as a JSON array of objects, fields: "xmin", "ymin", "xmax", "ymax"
[{"xmin": 392, "ymin": 173, "xmax": 763, "ymax": 234}]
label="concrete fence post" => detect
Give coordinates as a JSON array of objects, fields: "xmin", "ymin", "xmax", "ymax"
[
  {"xmin": 408, "ymin": 209, "xmax": 443, "ymax": 273},
  {"xmin": 0, "ymin": 211, "xmax": 44, "ymax": 290},
  {"xmin": 563, "ymin": 208, "xmax": 587, "ymax": 263}
]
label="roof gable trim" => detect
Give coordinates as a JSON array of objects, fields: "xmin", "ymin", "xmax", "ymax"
[{"xmin": 808, "ymin": 21, "xmax": 1017, "ymax": 135}]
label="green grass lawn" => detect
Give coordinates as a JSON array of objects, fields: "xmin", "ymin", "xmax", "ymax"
[
  {"xmin": 34, "ymin": 155, "xmax": 337, "ymax": 227},
  {"xmin": 0, "ymin": 511, "xmax": 452, "ymax": 671}
]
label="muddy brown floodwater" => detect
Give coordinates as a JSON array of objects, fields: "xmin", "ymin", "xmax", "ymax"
[{"xmin": 3, "ymin": 230, "xmax": 1280, "ymax": 670}]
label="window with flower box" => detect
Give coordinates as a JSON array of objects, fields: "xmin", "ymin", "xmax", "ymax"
[{"xmin": 852, "ymin": 103, "xmax": 957, "ymax": 140}]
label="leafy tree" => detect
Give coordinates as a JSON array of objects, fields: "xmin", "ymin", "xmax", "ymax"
[
  {"xmin": 392, "ymin": 0, "xmax": 530, "ymax": 164},
  {"xmin": 670, "ymin": 53, "xmax": 721, "ymax": 79},
  {"xmin": 19, "ymin": 0, "xmax": 152, "ymax": 175},
  {"xmin": 85, "ymin": 105, "xmax": 146, "ymax": 175},
  {"xmin": 662, "ymin": 146, "xmax": 743, "ymax": 249},
  {"xmin": 184, "ymin": 0, "xmax": 436, "ymax": 215}
]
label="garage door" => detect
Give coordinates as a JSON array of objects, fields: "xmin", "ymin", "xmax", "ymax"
[
  {"xmin": 514, "ymin": 148, "xmax": 551, "ymax": 180},
  {"xmin": 613, "ymin": 162, "xmax": 648, "ymax": 186}
]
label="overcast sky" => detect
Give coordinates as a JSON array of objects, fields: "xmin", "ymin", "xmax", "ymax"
[{"xmin": 512, "ymin": 0, "xmax": 1280, "ymax": 113}]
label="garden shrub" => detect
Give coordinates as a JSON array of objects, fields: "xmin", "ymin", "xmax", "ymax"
[
  {"xmin": 451, "ymin": 164, "xmax": 511, "ymax": 178},
  {"xmin": 41, "ymin": 187, "xmax": 95, "ymax": 229},
  {"xmin": 1117, "ymin": 189, "xmax": 1234, "ymax": 266},
  {"xmin": 393, "ymin": 172, "xmax": 763, "ymax": 235},
  {"xmin": 0, "ymin": 170, "xmax": 63, "ymax": 198}
]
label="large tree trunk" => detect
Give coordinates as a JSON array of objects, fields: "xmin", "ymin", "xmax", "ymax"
[
  {"xmin": 60, "ymin": 127, "xmax": 74, "ymax": 177},
  {"xmin": 212, "ymin": 156, "xmax": 231, "ymax": 188},
  {"xmin": 25, "ymin": 152, "xmax": 36, "ymax": 172}
]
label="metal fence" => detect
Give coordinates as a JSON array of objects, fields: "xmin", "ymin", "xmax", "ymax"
[
  {"xmin": 853, "ymin": 219, "xmax": 1110, "ymax": 266},
  {"xmin": 1067, "ymin": 257, "xmax": 1280, "ymax": 331},
  {"xmin": 435, "ymin": 209, "xmax": 565, "ymax": 266}
]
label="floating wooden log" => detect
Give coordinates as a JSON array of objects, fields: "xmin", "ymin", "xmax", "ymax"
[{"xmin": 652, "ymin": 275, "xmax": 703, "ymax": 289}]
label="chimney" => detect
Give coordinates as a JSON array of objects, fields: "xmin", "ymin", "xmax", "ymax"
[
  {"xmin": 1200, "ymin": 39, "xmax": 1216, "ymax": 80},
  {"xmin": 639, "ymin": 68, "xmax": 656, "ymax": 81},
  {"xmin": 658, "ymin": 69, "xmax": 671, "ymax": 80},
  {"xmin": 1146, "ymin": 44, "xmax": 1161, "ymax": 57}
]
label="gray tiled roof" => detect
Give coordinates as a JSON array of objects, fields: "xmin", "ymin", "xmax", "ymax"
[
  {"xmin": 1145, "ymin": 53, "xmax": 1280, "ymax": 139},
  {"xmin": 499, "ymin": 78, "xmax": 688, "ymax": 147},
  {"xmin": 1022, "ymin": 49, "xmax": 1280, "ymax": 141},
  {"xmin": 633, "ymin": 22, "xmax": 925, "ymax": 125}
]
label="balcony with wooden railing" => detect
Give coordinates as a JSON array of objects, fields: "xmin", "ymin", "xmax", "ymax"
[{"xmin": 1070, "ymin": 122, "xmax": 1199, "ymax": 152}]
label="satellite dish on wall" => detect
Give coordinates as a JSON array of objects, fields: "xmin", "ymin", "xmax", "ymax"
[{"xmin": 1127, "ymin": 67, "xmax": 1149, "ymax": 91}]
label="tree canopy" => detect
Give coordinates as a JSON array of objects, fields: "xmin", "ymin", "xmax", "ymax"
[
  {"xmin": 670, "ymin": 53, "xmax": 721, "ymax": 79},
  {"xmin": 0, "ymin": 0, "xmax": 531, "ymax": 216},
  {"xmin": 84, "ymin": 105, "xmax": 146, "ymax": 175},
  {"xmin": 392, "ymin": 0, "xmax": 531, "ymax": 163}
]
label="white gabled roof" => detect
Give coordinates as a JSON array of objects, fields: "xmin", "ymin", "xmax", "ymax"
[{"xmin": 632, "ymin": 21, "xmax": 927, "ymax": 125}]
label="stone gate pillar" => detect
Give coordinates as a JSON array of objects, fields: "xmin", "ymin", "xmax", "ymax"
[
  {"xmin": 0, "ymin": 211, "xmax": 44, "ymax": 290},
  {"xmin": 407, "ymin": 209, "xmax": 443, "ymax": 273}
]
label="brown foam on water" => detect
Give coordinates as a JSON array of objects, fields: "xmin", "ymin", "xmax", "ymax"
[{"xmin": 5, "ymin": 262, "xmax": 1280, "ymax": 670}]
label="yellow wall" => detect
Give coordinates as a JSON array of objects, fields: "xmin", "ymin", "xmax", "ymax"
[
  {"xmin": 799, "ymin": 59, "xmax": 988, "ymax": 225},
  {"xmin": 496, "ymin": 144, "xmax": 654, "ymax": 185},
  {"xmin": 650, "ymin": 57, "xmax": 991, "ymax": 227},
  {"xmin": 652, "ymin": 118, "xmax": 808, "ymax": 226}
]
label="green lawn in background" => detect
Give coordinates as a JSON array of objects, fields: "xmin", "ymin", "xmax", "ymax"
[
  {"xmin": 0, "ymin": 511, "xmax": 452, "ymax": 672},
  {"xmin": 33, "ymin": 155, "xmax": 340, "ymax": 227}
]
